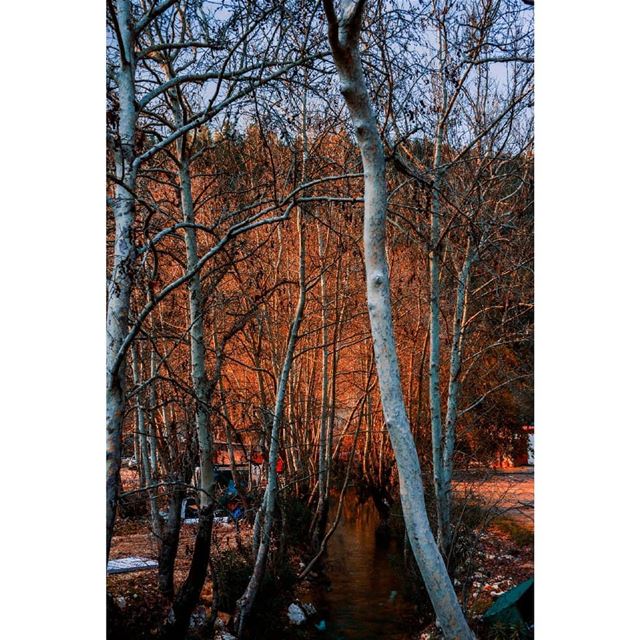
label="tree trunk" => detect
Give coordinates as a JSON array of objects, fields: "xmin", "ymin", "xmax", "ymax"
[
  {"xmin": 441, "ymin": 240, "xmax": 475, "ymax": 557},
  {"xmin": 154, "ymin": 70, "xmax": 219, "ymax": 626},
  {"xmin": 429, "ymin": 122, "xmax": 446, "ymax": 554},
  {"xmin": 219, "ymin": 376, "xmax": 249, "ymax": 511},
  {"xmin": 312, "ymin": 224, "xmax": 330, "ymax": 549},
  {"xmin": 178, "ymin": 159, "xmax": 216, "ymax": 509},
  {"xmin": 234, "ymin": 207, "xmax": 306, "ymax": 638},
  {"xmin": 131, "ymin": 345, "xmax": 162, "ymax": 545},
  {"xmin": 321, "ymin": 2, "xmax": 474, "ymax": 638},
  {"xmin": 161, "ymin": 505, "xmax": 214, "ymax": 640},
  {"xmin": 107, "ymin": 0, "xmax": 137, "ymax": 559},
  {"xmin": 158, "ymin": 482, "xmax": 186, "ymax": 599},
  {"xmin": 147, "ymin": 340, "xmax": 160, "ymax": 478}
]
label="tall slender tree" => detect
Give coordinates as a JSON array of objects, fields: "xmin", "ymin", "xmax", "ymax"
[{"xmin": 321, "ymin": 1, "xmax": 475, "ymax": 637}]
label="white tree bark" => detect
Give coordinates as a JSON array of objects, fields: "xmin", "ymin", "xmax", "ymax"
[
  {"xmin": 321, "ymin": 2, "xmax": 474, "ymax": 638},
  {"xmin": 440, "ymin": 239, "xmax": 475, "ymax": 556},
  {"xmin": 106, "ymin": 0, "xmax": 138, "ymax": 558},
  {"xmin": 235, "ymin": 206, "xmax": 307, "ymax": 638},
  {"xmin": 106, "ymin": 4, "xmax": 309, "ymax": 557},
  {"xmin": 178, "ymin": 158, "xmax": 216, "ymax": 508},
  {"xmin": 312, "ymin": 223, "xmax": 330, "ymax": 547},
  {"xmin": 161, "ymin": 52, "xmax": 217, "ymax": 508},
  {"xmin": 147, "ymin": 342, "xmax": 160, "ymax": 478},
  {"xmin": 429, "ymin": 14, "xmax": 453, "ymax": 553},
  {"xmin": 131, "ymin": 344, "xmax": 162, "ymax": 543},
  {"xmin": 429, "ymin": 120, "xmax": 447, "ymax": 554}
]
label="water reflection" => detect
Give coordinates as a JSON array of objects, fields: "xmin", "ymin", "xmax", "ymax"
[{"xmin": 312, "ymin": 490, "xmax": 417, "ymax": 639}]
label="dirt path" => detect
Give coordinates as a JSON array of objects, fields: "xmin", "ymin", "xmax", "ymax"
[{"xmin": 454, "ymin": 467, "xmax": 534, "ymax": 531}]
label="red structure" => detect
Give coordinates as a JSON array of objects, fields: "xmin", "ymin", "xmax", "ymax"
[
  {"xmin": 495, "ymin": 425, "xmax": 534, "ymax": 468},
  {"xmin": 250, "ymin": 452, "xmax": 284, "ymax": 473},
  {"xmin": 211, "ymin": 442, "xmax": 248, "ymax": 466}
]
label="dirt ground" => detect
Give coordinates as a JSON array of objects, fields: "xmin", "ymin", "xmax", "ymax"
[
  {"xmin": 454, "ymin": 466, "xmax": 534, "ymax": 531},
  {"xmin": 108, "ymin": 466, "xmax": 254, "ymax": 637},
  {"xmin": 442, "ymin": 466, "xmax": 534, "ymax": 633},
  {"xmin": 109, "ymin": 466, "xmax": 533, "ymax": 639},
  {"xmin": 108, "ymin": 516, "xmax": 254, "ymax": 638}
]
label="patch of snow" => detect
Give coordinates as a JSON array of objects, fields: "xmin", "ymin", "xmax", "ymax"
[
  {"xmin": 287, "ymin": 603, "xmax": 307, "ymax": 625},
  {"xmin": 107, "ymin": 556, "xmax": 158, "ymax": 574}
]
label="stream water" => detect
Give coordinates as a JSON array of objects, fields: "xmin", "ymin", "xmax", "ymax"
[{"xmin": 310, "ymin": 490, "xmax": 418, "ymax": 639}]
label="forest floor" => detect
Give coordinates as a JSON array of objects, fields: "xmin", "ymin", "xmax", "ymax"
[
  {"xmin": 108, "ymin": 513, "xmax": 254, "ymax": 638},
  {"xmin": 108, "ymin": 467, "xmax": 258, "ymax": 638},
  {"xmin": 454, "ymin": 466, "xmax": 534, "ymax": 531},
  {"xmin": 109, "ymin": 467, "xmax": 534, "ymax": 639},
  {"xmin": 415, "ymin": 517, "xmax": 534, "ymax": 639},
  {"xmin": 416, "ymin": 466, "xmax": 534, "ymax": 639}
]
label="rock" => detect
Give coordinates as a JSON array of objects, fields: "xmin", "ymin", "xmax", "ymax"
[
  {"xmin": 287, "ymin": 603, "xmax": 307, "ymax": 625},
  {"xmin": 216, "ymin": 612, "xmax": 232, "ymax": 625},
  {"xmin": 301, "ymin": 602, "xmax": 317, "ymax": 616},
  {"xmin": 189, "ymin": 605, "xmax": 207, "ymax": 628},
  {"xmin": 213, "ymin": 613, "xmax": 236, "ymax": 640}
]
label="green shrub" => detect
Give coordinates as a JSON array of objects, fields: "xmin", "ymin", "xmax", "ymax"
[{"xmin": 211, "ymin": 549, "xmax": 253, "ymax": 613}]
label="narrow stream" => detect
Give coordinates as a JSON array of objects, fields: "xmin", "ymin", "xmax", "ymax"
[{"xmin": 311, "ymin": 490, "xmax": 418, "ymax": 639}]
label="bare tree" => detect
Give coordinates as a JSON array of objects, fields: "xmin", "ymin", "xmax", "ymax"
[
  {"xmin": 321, "ymin": 1, "xmax": 475, "ymax": 637},
  {"xmin": 234, "ymin": 201, "xmax": 307, "ymax": 638}
]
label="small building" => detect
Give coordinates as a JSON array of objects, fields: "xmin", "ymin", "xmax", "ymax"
[
  {"xmin": 523, "ymin": 424, "xmax": 534, "ymax": 465},
  {"xmin": 212, "ymin": 441, "xmax": 248, "ymax": 467},
  {"xmin": 193, "ymin": 442, "xmax": 285, "ymax": 489},
  {"xmin": 495, "ymin": 425, "xmax": 534, "ymax": 468}
]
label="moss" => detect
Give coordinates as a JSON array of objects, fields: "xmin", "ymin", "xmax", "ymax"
[
  {"xmin": 491, "ymin": 518, "xmax": 534, "ymax": 548},
  {"xmin": 487, "ymin": 621, "xmax": 527, "ymax": 640}
]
